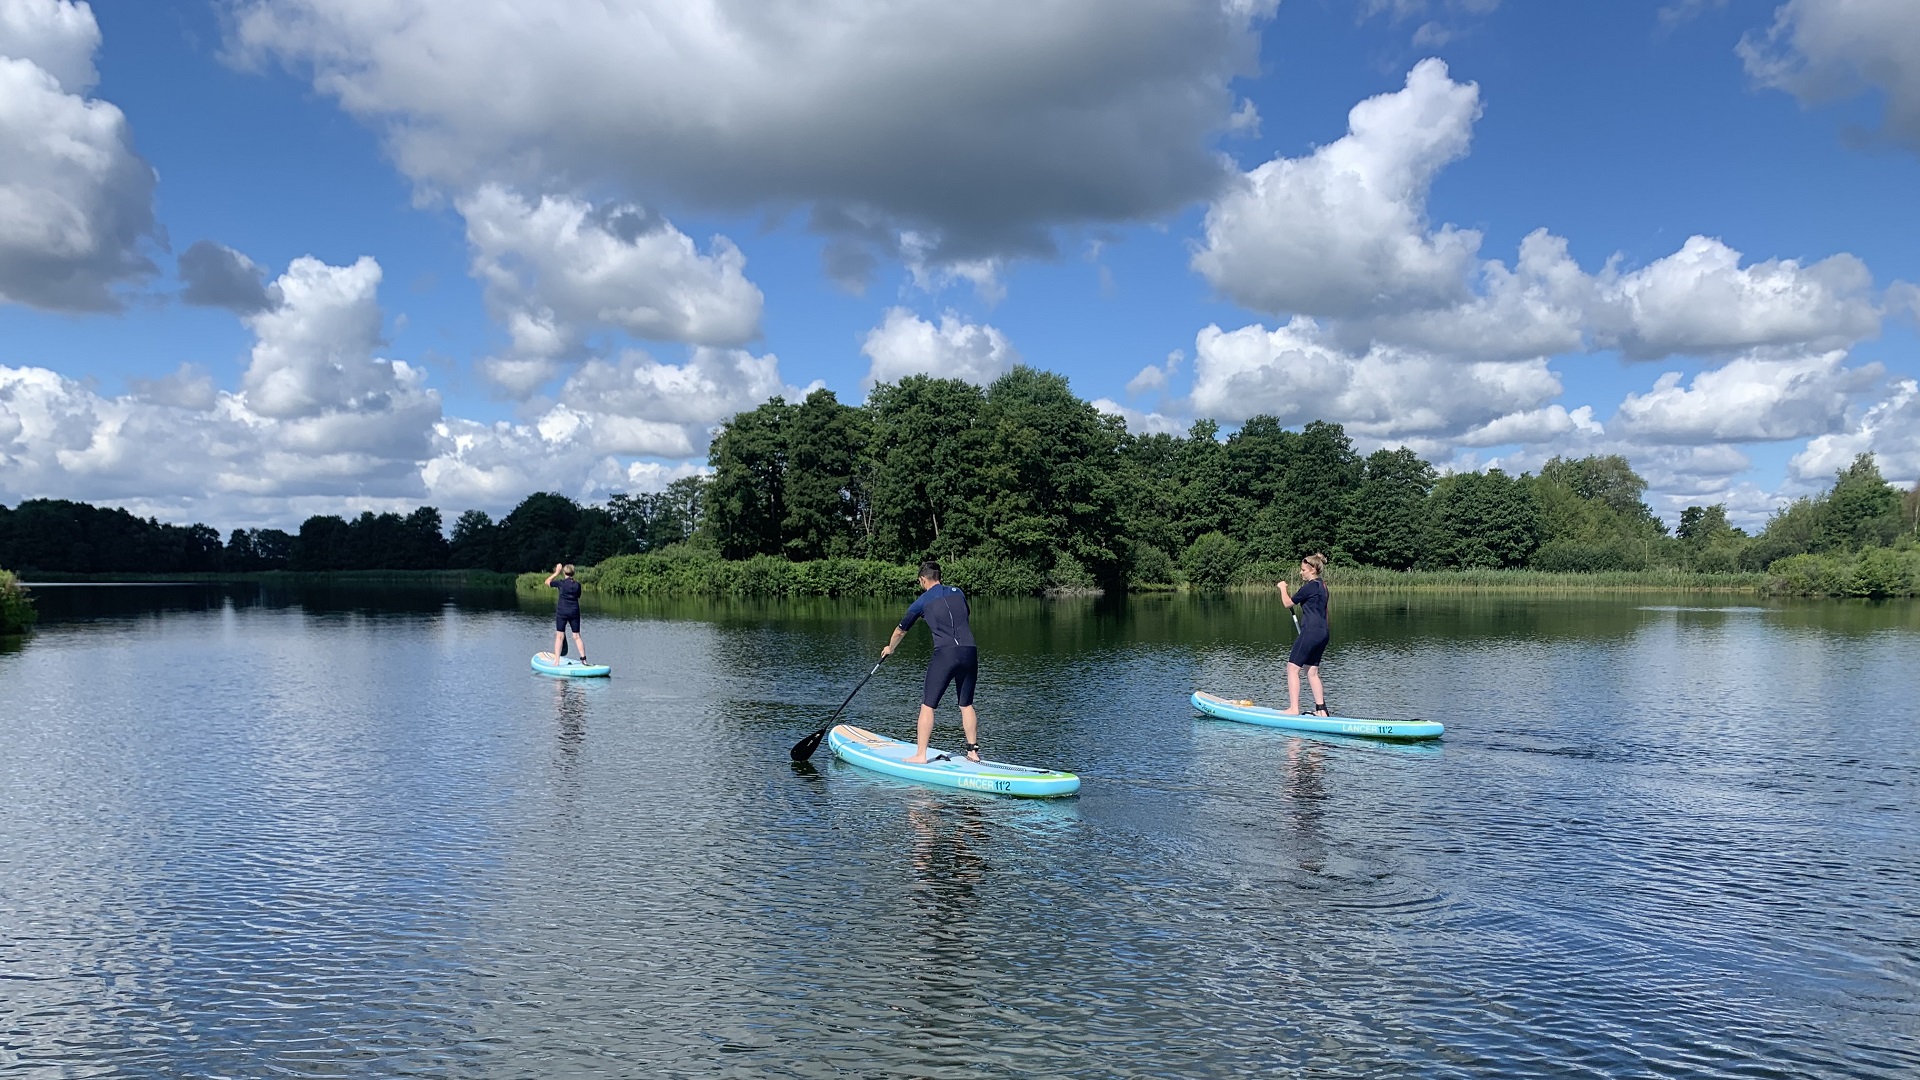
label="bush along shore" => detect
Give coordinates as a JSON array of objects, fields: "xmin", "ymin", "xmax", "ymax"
[
  {"xmin": 515, "ymin": 545, "xmax": 1909, "ymax": 599},
  {"xmin": 1, "ymin": 569, "xmax": 36, "ymax": 633}
]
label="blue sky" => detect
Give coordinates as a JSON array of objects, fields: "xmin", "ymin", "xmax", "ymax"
[{"xmin": 2, "ymin": 0, "xmax": 1916, "ymax": 529}]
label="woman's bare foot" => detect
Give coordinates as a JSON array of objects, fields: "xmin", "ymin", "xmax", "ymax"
[{"xmin": 904, "ymin": 753, "xmax": 928, "ymax": 764}]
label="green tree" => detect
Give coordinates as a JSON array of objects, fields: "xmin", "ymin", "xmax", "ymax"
[
  {"xmin": 1172, "ymin": 419, "xmax": 1237, "ymax": 545},
  {"xmin": 1848, "ymin": 548, "xmax": 1914, "ymax": 598},
  {"xmin": 1817, "ymin": 453, "xmax": 1898, "ymax": 551},
  {"xmin": 1426, "ymin": 469, "xmax": 1542, "ymax": 569},
  {"xmin": 974, "ymin": 367, "xmax": 1129, "ymax": 583},
  {"xmin": 866, "ymin": 376, "xmax": 989, "ymax": 561},
  {"xmin": 449, "ymin": 510, "xmax": 498, "ymax": 569},
  {"xmin": 496, "ymin": 493, "xmax": 585, "ymax": 570},
  {"xmin": 0, "ymin": 569, "xmax": 35, "ymax": 633},
  {"xmin": 1278, "ymin": 420, "xmax": 1362, "ymax": 558},
  {"xmin": 1345, "ymin": 447, "xmax": 1435, "ymax": 569},
  {"xmin": 781, "ymin": 388, "xmax": 869, "ymax": 560},
  {"xmin": 703, "ymin": 398, "xmax": 794, "ymax": 559},
  {"xmin": 1180, "ymin": 531, "xmax": 1244, "ymax": 592},
  {"xmin": 290, "ymin": 515, "xmax": 351, "ymax": 571},
  {"xmin": 1539, "ymin": 455, "xmax": 1655, "ymax": 520}
]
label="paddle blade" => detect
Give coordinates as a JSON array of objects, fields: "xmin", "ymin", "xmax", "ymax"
[{"xmin": 790, "ymin": 725, "xmax": 829, "ymax": 762}]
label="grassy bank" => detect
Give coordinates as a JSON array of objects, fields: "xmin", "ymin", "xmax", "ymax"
[
  {"xmin": 512, "ymin": 547, "xmax": 1868, "ymax": 599},
  {"xmin": 1236, "ymin": 563, "xmax": 1773, "ymax": 593},
  {"xmin": 1, "ymin": 569, "xmax": 36, "ymax": 633},
  {"xmin": 18, "ymin": 569, "xmax": 521, "ymax": 587},
  {"xmin": 517, "ymin": 549, "xmax": 1044, "ymax": 599}
]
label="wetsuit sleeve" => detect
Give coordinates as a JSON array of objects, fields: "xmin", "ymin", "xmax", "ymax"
[{"xmin": 898, "ymin": 592, "xmax": 930, "ymax": 632}]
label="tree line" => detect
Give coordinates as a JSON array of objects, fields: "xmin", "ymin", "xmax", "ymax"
[
  {"xmin": 5, "ymin": 366, "xmax": 1916, "ymax": 588},
  {"xmin": 697, "ymin": 371, "xmax": 1916, "ymax": 588},
  {"xmin": 0, "ymin": 479, "xmax": 705, "ymax": 576}
]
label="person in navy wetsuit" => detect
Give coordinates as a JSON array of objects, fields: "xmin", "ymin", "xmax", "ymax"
[
  {"xmin": 881, "ymin": 560, "xmax": 980, "ymax": 763},
  {"xmin": 1277, "ymin": 553, "xmax": 1331, "ymax": 716},
  {"xmin": 544, "ymin": 562, "xmax": 587, "ymax": 664}
]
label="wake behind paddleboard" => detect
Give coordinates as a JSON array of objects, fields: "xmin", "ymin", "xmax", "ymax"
[
  {"xmin": 532, "ymin": 652, "xmax": 611, "ymax": 677},
  {"xmin": 1192, "ymin": 691, "xmax": 1442, "ymax": 740},
  {"xmin": 827, "ymin": 724, "xmax": 1079, "ymax": 798}
]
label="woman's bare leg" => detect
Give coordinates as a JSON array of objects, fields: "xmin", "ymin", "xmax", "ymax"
[
  {"xmin": 551, "ymin": 630, "xmax": 564, "ymax": 657},
  {"xmin": 1307, "ymin": 667, "xmax": 1326, "ymax": 714},
  {"xmin": 1284, "ymin": 662, "xmax": 1303, "ymax": 714},
  {"xmin": 570, "ymin": 630, "xmax": 587, "ymax": 660}
]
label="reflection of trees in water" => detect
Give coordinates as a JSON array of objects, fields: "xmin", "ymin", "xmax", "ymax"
[{"xmin": 1280, "ymin": 739, "xmax": 1328, "ymax": 874}]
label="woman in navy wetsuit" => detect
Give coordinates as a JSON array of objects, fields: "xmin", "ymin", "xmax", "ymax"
[{"xmin": 1277, "ymin": 553, "xmax": 1331, "ymax": 716}]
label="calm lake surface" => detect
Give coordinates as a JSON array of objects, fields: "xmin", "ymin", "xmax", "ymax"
[{"xmin": 2, "ymin": 584, "xmax": 1916, "ymax": 1078}]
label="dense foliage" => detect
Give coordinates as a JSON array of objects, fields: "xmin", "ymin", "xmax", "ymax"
[
  {"xmin": 0, "ymin": 569, "xmax": 35, "ymax": 633},
  {"xmin": 6, "ymin": 367, "xmax": 1916, "ymax": 597}
]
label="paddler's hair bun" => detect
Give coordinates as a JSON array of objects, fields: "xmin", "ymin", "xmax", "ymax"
[{"xmin": 1302, "ymin": 553, "xmax": 1328, "ymax": 575}]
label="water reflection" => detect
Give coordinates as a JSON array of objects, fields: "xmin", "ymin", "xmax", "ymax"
[{"xmin": 1278, "ymin": 738, "xmax": 1329, "ymax": 873}]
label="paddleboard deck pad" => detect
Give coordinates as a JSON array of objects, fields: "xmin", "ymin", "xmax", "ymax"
[
  {"xmin": 827, "ymin": 725, "xmax": 1080, "ymax": 798},
  {"xmin": 1192, "ymin": 691, "xmax": 1442, "ymax": 740},
  {"xmin": 532, "ymin": 652, "xmax": 611, "ymax": 677}
]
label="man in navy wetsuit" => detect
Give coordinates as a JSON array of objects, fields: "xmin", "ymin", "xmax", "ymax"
[{"xmin": 881, "ymin": 560, "xmax": 980, "ymax": 763}]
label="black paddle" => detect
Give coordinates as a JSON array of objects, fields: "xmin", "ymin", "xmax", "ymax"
[{"xmin": 789, "ymin": 655, "xmax": 888, "ymax": 761}]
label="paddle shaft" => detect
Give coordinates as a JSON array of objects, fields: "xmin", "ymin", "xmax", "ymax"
[{"xmin": 790, "ymin": 656, "xmax": 887, "ymax": 761}]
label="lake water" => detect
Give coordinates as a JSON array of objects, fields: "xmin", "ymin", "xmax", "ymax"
[{"xmin": 2, "ymin": 584, "xmax": 1916, "ymax": 1078}]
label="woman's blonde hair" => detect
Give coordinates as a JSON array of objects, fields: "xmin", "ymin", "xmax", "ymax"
[{"xmin": 1301, "ymin": 553, "xmax": 1328, "ymax": 578}]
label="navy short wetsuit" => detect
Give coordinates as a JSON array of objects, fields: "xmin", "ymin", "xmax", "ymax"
[
  {"xmin": 1288, "ymin": 579, "xmax": 1329, "ymax": 667},
  {"xmin": 899, "ymin": 583, "xmax": 978, "ymax": 708},
  {"xmin": 552, "ymin": 577, "xmax": 582, "ymax": 632}
]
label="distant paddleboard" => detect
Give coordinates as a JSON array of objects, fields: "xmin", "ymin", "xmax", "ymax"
[
  {"xmin": 1192, "ymin": 691, "xmax": 1442, "ymax": 740},
  {"xmin": 827, "ymin": 724, "xmax": 1079, "ymax": 798},
  {"xmin": 532, "ymin": 652, "xmax": 610, "ymax": 678}
]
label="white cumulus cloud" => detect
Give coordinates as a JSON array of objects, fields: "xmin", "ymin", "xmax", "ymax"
[
  {"xmin": 1189, "ymin": 318, "xmax": 1563, "ymax": 440},
  {"xmin": 1790, "ymin": 378, "xmax": 1920, "ymax": 486},
  {"xmin": 1193, "ymin": 58, "xmax": 1484, "ymax": 318},
  {"xmin": 1596, "ymin": 236, "xmax": 1880, "ymax": 360},
  {"xmin": 461, "ymin": 185, "xmax": 764, "ymax": 396},
  {"xmin": 1613, "ymin": 350, "xmax": 1883, "ymax": 444},
  {"xmin": 861, "ymin": 308, "xmax": 1019, "ymax": 388},
  {"xmin": 0, "ymin": 0, "xmax": 157, "ymax": 311}
]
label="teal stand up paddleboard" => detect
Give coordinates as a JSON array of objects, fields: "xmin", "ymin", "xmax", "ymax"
[
  {"xmin": 1192, "ymin": 691, "xmax": 1442, "ymax": 740},
  {"xmin": 828, "ymin": 725, "xmax": 1079, "ymax": 798},
  {"xmin": 532, "ymin": 652, "xmax": 611, "ymax": 677}
]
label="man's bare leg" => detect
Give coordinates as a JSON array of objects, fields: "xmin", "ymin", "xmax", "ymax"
[
  {"xmin": 905, "ymin": 704, "xmax": 938, "ymax": 762},
  {"xmin": 960, "ymin": 705, "xmax": 979, "ymax": 761}
]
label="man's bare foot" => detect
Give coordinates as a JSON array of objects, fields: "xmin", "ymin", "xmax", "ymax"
[{"xmin": 904, "ymin": 753, "xmax": 929, "ymax": 763}]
